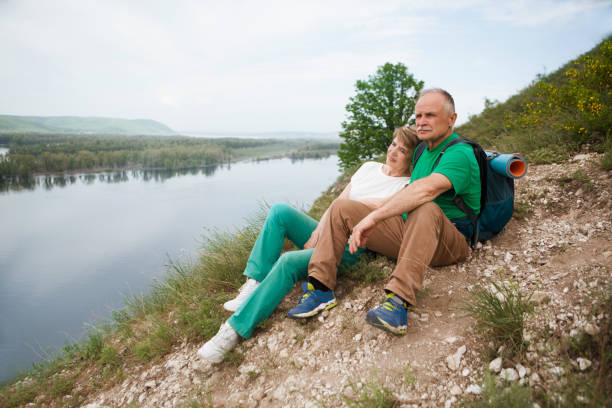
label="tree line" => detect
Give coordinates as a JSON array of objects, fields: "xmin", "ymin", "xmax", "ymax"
[{"xmin": 0, "ymin": 134, "xmax": 323, "ymax": 177}]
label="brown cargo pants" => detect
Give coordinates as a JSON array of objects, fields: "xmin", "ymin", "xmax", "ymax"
[{"xmin": 308, "ymin": 199, "xmax": 470, "ymax": 305}]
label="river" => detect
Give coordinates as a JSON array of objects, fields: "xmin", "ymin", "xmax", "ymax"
[{"xmin": 0, "ymin": 156, "xmax": 340, "ymax": 384}]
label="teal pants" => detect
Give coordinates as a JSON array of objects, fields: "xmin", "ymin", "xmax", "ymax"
[{"xmin": 228, "ymin": 203, "xmax": 362, "ymax": 339}]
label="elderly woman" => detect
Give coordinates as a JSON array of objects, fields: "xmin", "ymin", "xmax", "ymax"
[{"xmin": 198, "ymin": 126, "xmax": 419, "ymax": 362}]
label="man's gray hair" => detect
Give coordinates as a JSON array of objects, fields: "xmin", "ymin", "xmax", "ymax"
[{"xmin": 418, "ymin": 88, "xmax": 455, "ymax": 116}]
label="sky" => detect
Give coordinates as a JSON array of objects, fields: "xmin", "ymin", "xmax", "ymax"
[{"xmin": 0, "ymin": 0, "xmax": 611, "ymax": 134}]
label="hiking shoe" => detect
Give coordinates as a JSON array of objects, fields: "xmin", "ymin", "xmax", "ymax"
[
  {"xmin": 287, "ymin": 282, "xmax": 337, "ymax": 319},
  {"xmin": 223, "ymin": 278, "xmax": 260, "ymax": 312},
  {"xmin": 197, "ymin": 322, "xmax": 240, "ymax": 363},
  {"xmin": 365, "ymin": 294, "xmax": 408, "ymax": 335}
]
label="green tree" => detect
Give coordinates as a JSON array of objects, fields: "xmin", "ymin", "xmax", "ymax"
[{"xmin": 337, "ymin": 62, "xmax": 424, "ymax": 169}]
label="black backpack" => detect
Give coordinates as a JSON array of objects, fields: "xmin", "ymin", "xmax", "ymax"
[{"xmin": 413, "ymin": 138, "xmax": 515, "ymax": 248}]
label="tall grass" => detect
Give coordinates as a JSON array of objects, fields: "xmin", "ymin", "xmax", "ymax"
[{"xmin": 461, "ymin": 278, "xmax": 534, "ymax": 358}]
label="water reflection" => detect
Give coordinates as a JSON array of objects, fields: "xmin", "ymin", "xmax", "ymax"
[{"xmin": 0, "ymin": 163, "xmax": 231, "ymax": 193}]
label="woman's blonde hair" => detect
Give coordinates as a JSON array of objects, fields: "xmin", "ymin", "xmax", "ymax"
[{"xmin": 393, "ymin": 126, "xmax": 419, "ymax": 175}]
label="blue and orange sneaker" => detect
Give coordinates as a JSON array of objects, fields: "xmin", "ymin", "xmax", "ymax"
[
  {"xmin": 287, "ymin": 282, "xmax": 337, "ymax": 319},
  {"xmin": 365, "ymin": 293, "xmax": 408, "ymax": 335}
]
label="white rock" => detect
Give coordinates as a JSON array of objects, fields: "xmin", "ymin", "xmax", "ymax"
[
  {"xmin": 250, "ymin": 387, "xmax": 265, "ymax": 401},
  {"xmin": 549, "ymin": 366, "xmax": 564, "ymax": 376},
  {"xmin": 144, "ymin": 380, "xmax": 156, "ymax": 389},
  {"xmin": 500, "ymin": 368, "xmax": 518, "ymax": 382},
  {"xmin": 489, "ymin": 357, "xmax": 502, "ymax": 372},
  {"xmin": 577, "ymin": 358, "xmax": 592, "ymax": 371},
  {"xmin": 573, "ymin": 154, "xmax": 589, "ymax": 161},
  {"xmin": 584, "ymin": 323, "xmax": 600, "ymax": 336},
  {"xmin": 529, "ymin": 372, "xmax": 541, "ymax": 385},
  {"xmin": 515, "ymin": 364, "xmax": 527, "ymax": 378},
  {"xmin": 353, "ymin": 333, "xmax": 362, "ymax": 342},
  {"xmin": 445, "ymin": 336, "xmax": 458, "ymax": 344},
  {"xmin": 450, "ymin": 385, "xmax": 462, "ymax": 395},
  {"xmin": 446, "ymin": 345, "xmax": 466, "ymax": 371},
  {"xmin": 272, "ymin": 385, "xmax": 287, "ymax": 401},
  {"xmin": 504, "ymin": 252, "xmax": 513, "ymax": 263},
  {"xmin": 465, "ymin": 384, "xmax": 481, "ymax": 394},
  {"xmin": 239, "ymin": 364, "xmax": 259, "ymax": 375},
  {"xmin": 461, "ymin": 368, "xmax": 470, "ymax": 377}
]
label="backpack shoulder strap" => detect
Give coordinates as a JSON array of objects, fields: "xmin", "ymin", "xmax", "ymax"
[
  {"xmin": 432, "ymin": 138, "xmax": 466, "ymax": 168},
  {"xmin": 413, "ymin": 142, "xmax": 427, "ymax": 167}
]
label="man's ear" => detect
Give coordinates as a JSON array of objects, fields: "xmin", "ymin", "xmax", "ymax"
[{"xmin": 449, "ymin": 112, "xmax": 457, "ymax": 128}]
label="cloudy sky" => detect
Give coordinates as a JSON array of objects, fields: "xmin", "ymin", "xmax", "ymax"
[{"xmin": 0, "ymin": 0, "xmax": 610, "ymax": 133}]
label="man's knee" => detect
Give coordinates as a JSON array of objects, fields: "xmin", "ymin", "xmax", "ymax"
[
  {"xmin": 406, "ymin": 202, "xmax": 446, "ymax": 225},
  {"xmin": 328, "ymin": 199, "xmax": 368, "ymax": 220}
]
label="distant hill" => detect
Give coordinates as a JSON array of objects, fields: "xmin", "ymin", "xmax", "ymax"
[{"xmin": 0, "ymin": 115, "xmax": 176, "ymax": 135}]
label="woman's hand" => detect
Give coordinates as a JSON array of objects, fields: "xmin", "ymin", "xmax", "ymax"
[{"xmin": 303, "ymin": 229, "xmax": 320, "ymax": 249}]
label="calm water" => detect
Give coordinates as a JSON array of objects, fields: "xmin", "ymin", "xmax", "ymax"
[{"xmin": 0, "ymin": 156, "xmax": 340, "ymax": 384}]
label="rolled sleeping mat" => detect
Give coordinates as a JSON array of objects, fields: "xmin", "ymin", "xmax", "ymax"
[{"xmin": 485, "ymin": 151, "xmax": 528, "ymax": 179}]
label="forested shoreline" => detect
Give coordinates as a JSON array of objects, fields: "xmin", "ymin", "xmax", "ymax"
[{"xmin": 0, "ymin": 133, "xmax": 338, "ymax": 177}]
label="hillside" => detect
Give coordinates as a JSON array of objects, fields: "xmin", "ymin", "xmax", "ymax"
[
  {"xmin": 74, "ymin": 151, "xmax": 611, "ymax": 408},
  {"xmin": 1, "ymin": 37, "xmax": 610, "ymax": 408},
  {"xmin": 456, "ymin": 35, "xmax": 610, "ymax": 164},
  {"xmin": 0, "ymin": 115, "xmax": 176, "ymax": 135}
]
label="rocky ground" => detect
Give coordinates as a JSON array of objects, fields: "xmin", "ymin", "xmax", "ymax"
[{"xmin": 58, "ymin": 152, "xmax": 612, "ymax": 407}]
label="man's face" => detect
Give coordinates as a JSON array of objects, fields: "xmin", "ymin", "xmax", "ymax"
[{"xmin": 414, "ymin": 92, "xmax": 457, "ymax": 147}]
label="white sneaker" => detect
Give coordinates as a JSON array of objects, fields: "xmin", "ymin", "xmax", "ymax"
[
  {"xmin": 223, "ymin": 278, "xmax": 260, "ymax": 312},
  {"xmin": 197, "ymin": 322, "xmax": 240, "ymax": 363}
]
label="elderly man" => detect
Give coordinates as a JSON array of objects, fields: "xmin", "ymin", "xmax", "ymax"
[{"xmin": 287, "ymin": 88, "xmax": 481, "ymax": 334}]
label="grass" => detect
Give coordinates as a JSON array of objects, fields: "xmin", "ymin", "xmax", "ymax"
[
  {"xmin": 600, "ymin": 135, "xmax": 612, "ymax": 170},
  {"xmin": 460, "ymin": 372, "xmax": 534, "ymax": 408},
  {"xmin": 513, "ymin": 199, "xmax": 532, "ymax": 220},
  {"xmin": 461, "ymin": 277, "xmax": 534, "ymax": 359},
  {"xmin": 557, "ymin": 169, "xmax": 594, "ymax": 191},
  {"xmin": 342, "ymin": 377, "xmax": 399, "ymax": 408}
]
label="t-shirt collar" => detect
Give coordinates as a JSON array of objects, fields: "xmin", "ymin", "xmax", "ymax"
[{"xmin": 427, "ymin": 132, "xmax": 458, "ymax": 154}]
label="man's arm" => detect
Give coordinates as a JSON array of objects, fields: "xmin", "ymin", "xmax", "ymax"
[{"xmin": 348, "ymin": 173, "xmax": 452, "ymax": 253}]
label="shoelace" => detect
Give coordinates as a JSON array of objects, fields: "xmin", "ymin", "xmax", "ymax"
[
  {"xmin": 381, "ymin": 300, "xmax": 397, "ymax": 312},
  {"xmin": 381, "ymin": 294, "xmax": 405, "ymax": 311},
  {"xmin": 299, "ymin": 291, "xmax": 312, "ymax": 304}
]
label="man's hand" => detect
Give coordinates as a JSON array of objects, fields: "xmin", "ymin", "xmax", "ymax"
[
  {"xmin": 303, "ymin": 229, "xmax": 320, "ymax": 249},
  {"xmin": 349, "ymin": 214, "xmax": 378, "ymax": 254}
]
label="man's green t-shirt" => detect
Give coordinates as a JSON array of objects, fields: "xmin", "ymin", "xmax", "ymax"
[{"xmin": 409, "ymin": 133, "xmax": 481, "ymax": 220}]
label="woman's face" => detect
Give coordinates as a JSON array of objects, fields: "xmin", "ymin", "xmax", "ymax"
[{"xmin": 386, "ymin": 136, "xmax": 411, "ymax": 175}]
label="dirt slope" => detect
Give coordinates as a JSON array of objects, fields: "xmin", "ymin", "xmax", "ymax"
[{"xmin": 81, "ymin": 152, "xmax": 611, "ymax": 408}]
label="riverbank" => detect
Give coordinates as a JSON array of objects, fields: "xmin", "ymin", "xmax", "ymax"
[
  {"xmin": 2, "ymin": 149, "xmax": 610, "ymax": 407},
  {"xmin": 0, "ymin": 133, "xmax": 338, "ymax": 178}
]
